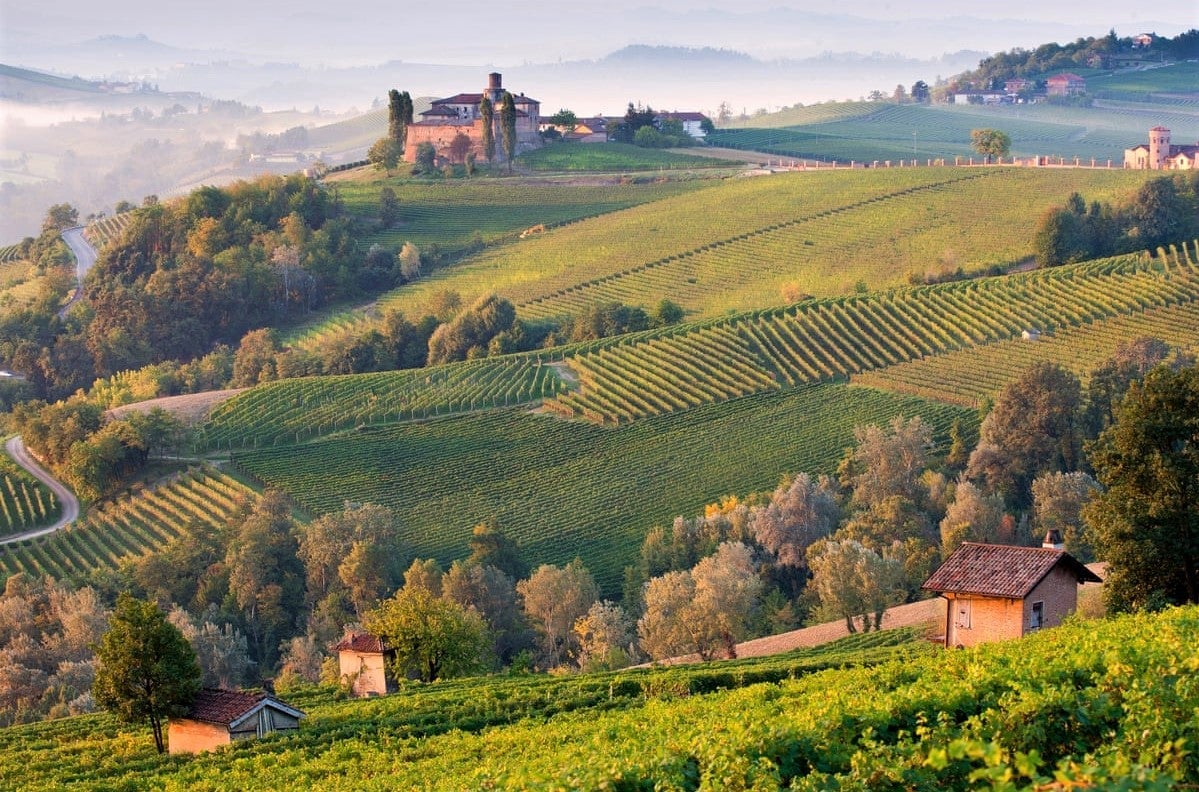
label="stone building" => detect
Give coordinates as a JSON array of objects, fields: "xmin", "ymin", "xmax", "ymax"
[
  {"xmin": 334, "ymin": 632, "xmax": 397, "ymax": 697},
  {"xmin": 922, "ymin": 533, "xmax": 1101, "ymax": 648},
  {"xmin": 404, "ymin": 73, "xmax": 542, "ymax": 164}
]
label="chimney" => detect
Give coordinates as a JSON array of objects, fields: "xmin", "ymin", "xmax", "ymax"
[{"xmin": 1042, "ymin": 529, "xmax": 1064, "ymax": 550}]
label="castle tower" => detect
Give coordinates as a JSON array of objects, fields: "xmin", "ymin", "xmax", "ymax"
[
  {"xmin": 1149, "ymin": 126, "xmax": 1171, "ymax": 170},
  {"xmin": 486, "ymin": 72, "xmax": 504, "ymax": 104}
]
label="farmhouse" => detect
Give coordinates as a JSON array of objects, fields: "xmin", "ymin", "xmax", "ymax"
[
  {"xmin": 1124, "ymin": 127, "xmax": 1199, "ymax": 170},
  {"xmin": 922, "ymin": 533, "xmax": 1102, "ymax": 648},
  {"xmin": 404, "ymin": 73, "xmax": 542, "ymax": 164},
  {"xmin": 656, "ymin": 111, "xmax": 712, "ymax": 139},
  {"xmin": 1045, "ymin": 72, "xmax": 1086, "ymax": 97},
  {"xmin": 168, "ymin": 689, "xmax": 304, "ymax": 754},
  {"xmin": 334, "ymin": 632, "xmax": 397, "ymax": 697}
]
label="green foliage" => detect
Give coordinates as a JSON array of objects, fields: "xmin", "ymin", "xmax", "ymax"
[
  {"xmin": 970, "ymin": 128, "xmax": 1012, "ymax": 161},
  {"xmin": 519, "ymin": 142, "xmax": 736, "ymax": 171},
  {"xmin": 0, "ymin": 457, "xmax": 60, "ymax": 539},
  {"xmin": 232, "ymin": 385, "xmax": 968, "ymax": 595},
  {"xmin": 365, "ymin": 586, "xmax": 491, "ymax": 682},
  {"xmin": 91, "ymin": 593, "xmax": 201, "ymax": 753}
]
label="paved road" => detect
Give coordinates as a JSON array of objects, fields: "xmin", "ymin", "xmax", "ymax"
[
  {"xmin": 58, "ymin": 226, "xmax": 97, "ymax": 318},
  {"xmin": 0, "ymin": 436, "xmax": 80, "ymax": 544}
]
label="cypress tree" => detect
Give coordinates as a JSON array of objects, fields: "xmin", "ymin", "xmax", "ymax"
[{"xmin": 500, "ymin": 91, "xmax": 517, "ymax": 173}]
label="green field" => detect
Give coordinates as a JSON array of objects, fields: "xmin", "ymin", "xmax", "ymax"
[
  {"xmin": 6, "ymin": 607, "xmax": 1199, "ymax": 789},
  {"xmin": 518, "ymin": 141, "xmax": 741, "ymax": 171},
  {"xmin": 0, "ymin": 467, "xmax": 255, "ymax": 586},
  {"xmin": 232, "ymin": 384, "xmax": 969, "ymax": 594},
  {"xmin": 289, "ymin": 167, "xmax": 1149, "ymax": 353}
]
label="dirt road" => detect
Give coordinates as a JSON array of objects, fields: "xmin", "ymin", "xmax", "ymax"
[{"xmin": 1, "ymin": 436, "xmax": 80, "ymax": 544}]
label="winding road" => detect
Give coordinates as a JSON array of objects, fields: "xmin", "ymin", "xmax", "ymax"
[
  {"xmin": 58, "ymin": 225, "xmax": 97, "ymax": 318},
  {"xmin": 1, "ymin": 435, "xmax": 80, "ymax": 544}
]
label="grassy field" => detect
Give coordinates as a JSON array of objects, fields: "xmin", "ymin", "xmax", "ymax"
[
  {"xmin": 6, "ymin": 608, "xmax": 1199, "ymax": 789},
  {"xmin": 232, "ymin": 384, "xmax": 969, "ymax": 594},
  {"xmin": 518, "ymin": 141, "xmax": 742, "ymax": 171},
  {"xmin": 288, "ymin": 167, "xmax": 1150, "ymax": 352}
]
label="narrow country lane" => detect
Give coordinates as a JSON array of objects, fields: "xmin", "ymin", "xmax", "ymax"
[
  {"xmin": 1, "ymin": 435, "xmax": 80, "ymax": 544},
  {"xmin": 57, "ymin": 226, "xmax": 98, "ymax": 318}
]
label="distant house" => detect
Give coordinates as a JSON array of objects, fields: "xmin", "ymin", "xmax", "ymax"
[
  {"xmin": 1125, "ymin": 127, "xmax": 1199, "ymax": 170},
  {"xmin": 168, "ymin": 689, "xmax": 304, "ymax": 754},
  {"xmin": 1132, "ymin": 33, "xmax": 1155, "ymax": 48},
  {"xmin": 1046, "ymin": 73, "xmax": 1086, "ymax": 97},
  {"xmin": 922, "ymin": 534, "xmax": 1102, "ymax": 648},
  {"xmin": 1003, "ymin": 78, "xmax": 1032, "ymax": 95},
  {"xmin": 334, "ymin": 632, "xmax": 397, "ymax": 697},
  {"xmin": 1021, "ymin": 328, "xmax": 1041, "ymax": 341},
  {"xmin": 656, "ymin": 111, "xmax": 712, "ymax": 139}
]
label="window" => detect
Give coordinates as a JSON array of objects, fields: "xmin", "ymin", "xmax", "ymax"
[
  {"xmin": 954, "ymin": 599, "xmax": 971, "ymax": 629},
  {"xmin": 1030, "ymin": 601, "xmax": 1044, "ymax": 630}
]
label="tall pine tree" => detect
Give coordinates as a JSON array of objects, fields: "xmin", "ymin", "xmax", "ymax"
[
  {"xmin": 500, "ymin": 91, "xmax": 517, "ymax": 173},
  {"xmin": 479, "ymin": 96, "xmax": 495, "ymax": 164}
]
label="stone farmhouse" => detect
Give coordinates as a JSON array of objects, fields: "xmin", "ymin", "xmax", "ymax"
[
  {"xmin": 1046, "ymin": 72, "xmax": 1087, "ymax": 97},
  {"xmin": 168, "ymin": 688, "xmax": 304, "ymax": 754},
  {"xmin": 922, "ymin": 533, "xmax": 1102, "ymax": 649},
  {"xmin": 334, "ymin": 632, "xmax": 397, "ymax": 697},
  {"xmin": 404, "ymin": 73, "xmax": 541, "ymax": 164},
  {"xmin": 1125, "ymin": 127, "xmax": 1199, "ymax": 170}
]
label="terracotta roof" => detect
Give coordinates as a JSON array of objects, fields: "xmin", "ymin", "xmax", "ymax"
[
  {"xmin": 922, "ymin": 542, "xmax": 1102, "ymax": 599},
  {"xmin": 420, "ymin": 106, "xmax": 459, "ymax": 117},
  {"xmin": 658, "ymin": 112, "xmax": 709, "ymax": 122},
  {"xmin": 184, "ymin": 689, "xmax": 305, "ymax": 727},
  {"xmin": 1047, "ymin": 72, "xmax": 1085, "ymax": 83},
  {"xmin": 434, "ymin": 92, "xmax": 486, "ymax": 105},
  {"xmin": 334, "ymin": 633, "xmax": 390, "ymax": 653}
]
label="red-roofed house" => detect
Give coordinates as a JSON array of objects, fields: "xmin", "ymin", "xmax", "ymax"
[
  {"xmin": 168, "ymin": 689, "xmax": 304, "ymax": 754},
  {"xmin": 922, "ymin": 534, "xmax": 1101, "ymax": 648},
  {"xmin": 1046, "ymin": 73, "xmax": 1086, "ymax": 97},
  {"xmin": 334, "ymin": 632, "xmax": 396, "ymax": 697}
]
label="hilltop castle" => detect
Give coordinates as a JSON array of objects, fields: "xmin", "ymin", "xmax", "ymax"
[
  {"xmin": 1124, "ymin": 127, "xmax": 1199, "ymax": 170},
  {"xmin": 404, "ymin": 73, "xmax": 542, "ymax": 164}
]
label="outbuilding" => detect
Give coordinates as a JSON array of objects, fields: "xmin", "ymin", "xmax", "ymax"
[
  {"xmin": 922, "ymin": 533, "xmax": 1102, "ymax": 648},
  {"xmin": 334, "ymin": 632, "xmax": 397, "ymax": 697},
  {"xmin": 168, "ymin": 688, "xmax": 304, "ymax": 754}
]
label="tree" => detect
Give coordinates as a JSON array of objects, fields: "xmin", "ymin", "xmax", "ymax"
[
  {"xmin": 970, "ymin": 128, "xmax": 1011, "ymax": 162},
  {"xmin": 892, "ymin": 84, "xmax": 908, "ymax": 103},
  {"xmin": 42, "ymin": 203, "xmax": 79, "ymax": 233},
  {"xmin": 517, "ymin": 559, "xmax": 597, "ymax": 669},
  {"xmin": 397, "ymin": 242, "xmax": 421, "ymax": 282},
  {"xmin": 368, "ymin": 137, "xmax": 401, "ymax": 172},
  {"xmin": 379, "ymin": 187, "xmax": 399, "ymax": 228},
  {"xmin": 807, "ymin": 538, "xmax": 904, "ymax": 632},
  {"xmin": 637, "ymin": 570, "xmax": 696, "ymax": 661},
  {"xmin": 387, "ymin": 89, "xmax": 413, "ymax": 153},
  {"xmin": 466, "ymin": 520, "xmax": 527, "ymax": 581},
  {"xmin": 448, "ymin": 132, "xmax": 473, "ymax": 164},
  {"xmin": 548, "ymin": 109, "xmax": 578, "ymax": 133},
  {"xmin": 965, "ymin": 362, "xmax": 1083, "ymax": 508},
  {"xmin": 910, "ymin": 80, "xmax": 930, "ymax": 103},
  {"xmin": 364, "ymin": 586, "xmax": 490, "ymax": 682},
  {"xmin": 1032, "ymin": 471, "xmax": 1100, "ymax": 561},
  {"xmin": 840, "ymin": 416, "xmax": 933, "ymax": 510},
  {"xmin": 443, "ymin": 561, "xmax": 531, "ymax": 664},
  {"xmin": 939, "ymin": 481, "xmax": 1007, "ymax": 554},
  {"xmin": 1086, "ymin": 366, "xmax": 1199, "ymax": 611},
  {"xmin": 1082, "ymin": 337, "xmax": 1175, "ymax": 439},
  {"xmin": 92, "ymin": 594, "xmax": 201, "ymax": 753},
  {"xmin": 479, "ymin": 96, "xmax": 496, "ymax": 164},
  {"xmin": 413, "ymin": 142, "xmax": 436, "ymax": 173},
  {"xmin": 687, "ymin": 542, "xmax": 762, "ymax": 659},
  {"xmin": 499, "ymin": 91, "xmax": 517, "ymax": 172},
  {"xmin": 573, "ymin": 600, "xmax": 636, "ymax": 671},
  {"xmin": 749, "ymin": 473, "xmax": 839, "ymax": 569}
]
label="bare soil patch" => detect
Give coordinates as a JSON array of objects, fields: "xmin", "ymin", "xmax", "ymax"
[{"xmin": 107, "ymin": 389, "xmax": 246, "ymax": 423}]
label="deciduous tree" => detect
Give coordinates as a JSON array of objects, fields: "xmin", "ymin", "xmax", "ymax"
[
  {"xmin": 92, "ymin": 594, "xmax": 201, "ymax": 753},
  {"xmin": 364, "ymin": 586, "xmax": 489, "ymax": 682},
  {"xmin": 970, "ymin": 128, "xmax": 1011, "ymax": 162},
  {"xmin": 517, "ymin": 559, "xmax": 597, "ymax": 669}
]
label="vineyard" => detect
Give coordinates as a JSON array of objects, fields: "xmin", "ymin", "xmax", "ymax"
[
  {"xmin": 231, "ymin": 384, "xmax": 969, "ymax": 593},
  {"xmin": 200, "ymin": 356, "xmax": 567, "ymax": 450},
  {"xmin": 82, "ymin": 213, "xmax": 135, "ymax": 250},
  {"xmin": 0, "ymin": 466, "xmax": 255, "ymax": 586},
  {"xmin": 6, "ymin": 608, "xmax": 1199, "ymax": 789},
  {"xmin": 517, "ymin": 141, "xmax": 741, "ymax": 171},
  {"xmin": 0, "ymin": 242, "xmax": 25, "ymax": 263},
  {"xmin": 544, "ymin": 244, "xmax": 1199, "ymax": 424},
  {"xmin": 0, "ymin": 458, "xmax": 59, "ymax": 540},
  {"xmin": 854, "ymin": 299, "xmax": 1199, "ymax": 407}
]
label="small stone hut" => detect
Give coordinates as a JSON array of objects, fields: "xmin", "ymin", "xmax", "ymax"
[
  {"xmin": 168, "ymin": 688, "xmax": 304, "ymax": 754},
  {"xmin": 334, "ymin": 632, "xmax": 397, "ymax": 697}
]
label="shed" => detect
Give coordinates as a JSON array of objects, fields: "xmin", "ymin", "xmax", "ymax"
[
  {"xmin": 922, "ymin": 536, "xmax": 1101, "ymax": 648},
  {"xmin": 168, "ymin": 688, "xmax": 304, "ymax": 754},
  {"xmin": 334, "ymin": 632, "xmax": 397, "ymax": 697}
]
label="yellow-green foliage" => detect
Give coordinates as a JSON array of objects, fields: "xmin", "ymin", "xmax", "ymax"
[{"xmin": 5, "ymin": 608, "xmax": 1199, "ymax": 789}]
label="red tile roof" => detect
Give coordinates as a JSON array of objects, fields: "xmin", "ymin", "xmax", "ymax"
[
  {"xmin": 334, "ymin": 633, "xmax": 390, "ymax": 653},
  {"xmin": 434, "ymin": 92, "xmax": 486, "ymax": 105},
  {"xmin": 922, "ymin": 542, "xmax": 1101, "ymax": 599},
  {"xmin": 183, "ymin": 689, "xmax": 304, "ymax": 727}
]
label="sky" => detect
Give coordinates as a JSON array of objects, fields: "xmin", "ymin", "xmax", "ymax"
[{"xmin": 2, "ymin": 0, "xmax": 1195, "ymax": 68}]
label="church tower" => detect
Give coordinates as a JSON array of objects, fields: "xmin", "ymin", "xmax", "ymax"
[{"xmin": 1149, "ymin": 126, "xmax": 1171, "ymax": 169}]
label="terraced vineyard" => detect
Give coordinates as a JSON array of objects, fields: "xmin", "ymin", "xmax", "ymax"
[
  {"xmin": 0, "ymin": 242, "xmax": 25, "ymax": 263},
  {"xmin": 201, "ymin": 356, "xmax": 567, "ymax": 449},
  {"xmin": 854, "ymin": 299, "xmax": 1199, "ymax": 407},
  {"xmin": 0, "ymin": 459, "xmax": 60, "ymax": 539},
  {"xmin": 233, "ymin": 384, "xmax": 969, "ymax": 593},
  {"xmin": 546, "ymin": 246, "xmax": 1199, "ymax": 423},
  {"xmin": 0, "ymin": 466, "xmax": 255, "ymax": 585},
  {"xmin": 83, "ymin": 213, "xmax": 135, "ymax": 250}
]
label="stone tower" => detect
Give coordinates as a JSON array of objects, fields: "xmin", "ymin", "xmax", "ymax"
[
  {"xmin": 1149, "ymin": 126, "xmax": 1171, "ymax": 169},
  {"xmin": 486, "ymin": 72, "xmax": 504, "ymax": 104}
]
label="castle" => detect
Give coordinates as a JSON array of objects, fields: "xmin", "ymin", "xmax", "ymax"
[
  {"xmin": 1124, "ymin": 127, "xmax": 1199, "ymax": 170},
  {"xmin": 404, "ymin": 73, "xmax": 542, "ymax": 164}
]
